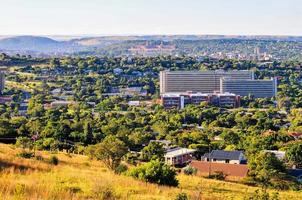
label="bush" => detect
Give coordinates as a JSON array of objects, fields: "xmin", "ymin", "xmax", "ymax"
[
  {"xmin": 244, "ymin": 189, "xmax": 279, "ymax": 200},
  {"xmin": 128, "ymin": 160, "xmax": 178, "ymax": 186},
  {"xmin": 49, "ymin": 155, "xmax": 59, "ymax": 165},
  {"xmin": 17, "ymin": 151, "xmax": 34, "ymax": 159},
  {"xmin": 94, "ymin": 186, "xmax": 116, "ymax": 200},
  {"xmin": 175, "ymin": 192, "xmax": 188, "ymax": 200},
  {"xmin": 208, "ymin": 171, "xmax": 226, "ymax": 180},
  {"xmin": 183, "ymin": 165, "xmax": 197, "ymax": 175},
  {"xmin": 115, "ymin": 163, "xmax": 128, "ymax": 174},
  {"xmin": 35, "ymin": 154, "xmax": 44, "ymax": 161}
]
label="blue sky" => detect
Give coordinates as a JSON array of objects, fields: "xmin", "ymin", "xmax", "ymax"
[{"xmin": 0, "ymin": 0, "xmax": 301, "ymax": 36}]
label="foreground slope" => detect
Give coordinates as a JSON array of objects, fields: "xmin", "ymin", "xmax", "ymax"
[{"xmin": 0, "ymin": 144, "xmax": 301, "ymax": 200}]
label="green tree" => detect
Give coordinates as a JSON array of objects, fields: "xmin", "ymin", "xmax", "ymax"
[
  {"xmin": 89, "ymin": 135, "xmax": 128, "ymax": 172},
  {"xmin": 248, "ymin": 152, "xmax": 286, "ymax": 188},
  {"xmin": 286, "ymin": 142, "xmax": 302, "ymax": 168},
  {"xmin": 128, "ymin": 160, "xmax": 178, "ymax": 186},
  {"xmin": 141, "ymin": 141, "xmax": 165, "ymax": 161}
]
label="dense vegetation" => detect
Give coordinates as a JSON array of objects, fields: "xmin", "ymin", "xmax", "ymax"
[{"xmin": 2, "ymin": 55, "xmax": 302, "ymax": 190}]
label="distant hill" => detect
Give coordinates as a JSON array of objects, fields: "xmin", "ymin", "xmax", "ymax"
[
  {"xmin": 0, "ymin": 35, "xmax": 302, "ymax": 56},
  {"xmin": 0, "ymin": 36, "xmax": 81, "ymax": 53}
]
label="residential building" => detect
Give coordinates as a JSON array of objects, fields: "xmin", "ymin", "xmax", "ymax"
[
  {"xmin": 50, "ymin": 101, "xmax": 75, "ymax": 108},
  {"xmin": 164, "ymin": 147, "xmax": 196, "ymax": 166},
  {"xmin": 160, "ymin": 70, "xmax": 254, "ymax": 94},
  {"xmin": 220, "ymin": 77, "xmax": 277, "ymax": 98},
  {"xmin": 263, "ymin": 150, "xmax": 286, "ymax": 160},
  {"xmin": 202, "ymin": 150, "xmax": 247, "ymax": 164}
]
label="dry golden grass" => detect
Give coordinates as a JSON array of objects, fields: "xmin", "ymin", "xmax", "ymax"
[{"xmin": 0, "ymin": 144, "xmax": 302, "ymax": 200}]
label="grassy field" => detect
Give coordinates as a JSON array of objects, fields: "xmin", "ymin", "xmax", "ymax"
[{"xmin": 0, "ymin": 144, "xmax": 302, "ymax": 200}]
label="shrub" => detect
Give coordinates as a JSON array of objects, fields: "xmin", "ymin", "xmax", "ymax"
[
  {"xmin": 175, "ymin": 192, "xmax": 188, "ymax": 200},
  {"xmin": 128, "ymin": 160, "xmax": 178, "ymax": 186},
  {"xmin": 35, "ymin": 154, "xmax": 44, "ymax": 161},
  {"xmin": 209, "ymin": 171, "xmax": 226, "ymax": 180},
  {"xmin": 17, "ymin": 151, "xmax": 34, "ymax": 159},
  {"xmin": 183, "ymin": 165, "xmax": 197, "ymax": 175},
  {"xmin": 115, "ymin": 163, "xmax": 128, "ymax": 174},
  {"xmin": 94, "ymin": 186, "xmax": 116, "ymax": 200},
  {"xmin": 15, "ymin": 137, "xmax": 33, "ymax": 149},
  {"xmin": 244, "ymin": 189, "xmax": 279, "ymax": 200},
  {"xmin": 49, "ymin": 155, "xmax": 59, "ymax": 165}
]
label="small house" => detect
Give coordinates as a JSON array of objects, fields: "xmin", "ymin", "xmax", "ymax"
[
  {"xmin": 202, "ymin": 150, "xmax": 247, "ymax": 164},
  {"xmin": 164, "ymin": 147, "xmax": 196, "ymax": 166}
]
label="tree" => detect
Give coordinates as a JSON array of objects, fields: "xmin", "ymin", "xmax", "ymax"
[
  {"xmin": 286, "ymin": 142, "xmax": 302, "ymax": 168},
  {"xmin": 128, "ymin": 160, "xmax": 178, "ymax": 186},
  {"xmin": 90, "ymin": 135, "xmax": 128, "ymax": 172},
  {"xmin": 248, "ymin": 152, "xmax": 286, "ymax": 188},
  {"xmin": 141, "ymin": 141, "xmax": 165, "ymax": 161}
]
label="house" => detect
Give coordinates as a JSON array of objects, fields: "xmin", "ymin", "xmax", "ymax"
[
  {"xmin": 50, "ymin": 101, "xmax": 75, "ymax": 108},
  {"xmin": 128, "ymin": 101, "xmax": 140, "ymax": 106},
  {"xmin": 288, "ymin": 132, "xmax": 302, "ymax": 140},
  {"xmin": 190, "ymin": 161, "xmax": 249, "ymax": 179},
  {"xmin": 263, "ymin": 150, "xmax": 286, "ymax": 160},
  {"xmin": 287, "ymin": 169, "xmax": 302, "ymax": 183},
  {"xmin": 113, "ymin": 68, "xmax": 123, "ymax": 75},
  {"xmin": 164, "ymin": 147, "xmax": 196, "ymax": 166},
  {"xmin": 202, "ymin": 150, "xmax": 247, "ymax": 164}
]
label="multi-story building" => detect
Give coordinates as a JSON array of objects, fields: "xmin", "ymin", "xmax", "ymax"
[
  {"xmin": 161, "ymin": 92, "xmax": 240, "ymax": 109},
  {"xmin": 160, "ymin": 70, "xmax": 254, "ymax": 94},
  {"xmin": 220, "ymin": 77, "xmax": 277, "ymax": 98},
  {"xmin": 0, "ymin": 71, "xmax": 5, "ymax": 94},
  {"xmin": 129, "ymin": 42, "xmax": 176, "ymax": 57}
]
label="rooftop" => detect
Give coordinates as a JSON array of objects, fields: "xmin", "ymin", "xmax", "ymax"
[
  {"xmin": 164, "ymin": 147, "xmax": 196, "ymax": 158},
  {"xmin": 203, "ymin": 150, "xmax": 245, "ymax": 160}
]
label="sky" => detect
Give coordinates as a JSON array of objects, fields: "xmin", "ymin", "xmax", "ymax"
[{"xmin": 0, "ymin": 0, "xmax": 302, "ymax": 36}]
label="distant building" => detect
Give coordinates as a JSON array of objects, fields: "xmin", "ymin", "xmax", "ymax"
[
  {"xmin": 128, "ymin": 101, "xmax": 140, "ymax": 106},
  {"xmin": 164, "ymin": 147, "xmax": 196, "ymax": 166},
  {"xmin": 0, "ymin": 96, "xmax": 12, "ymax": 104},
  {"xmin": 220, "ymin": 77, "xmax": 277, "ymax": 98},
  {"xmin": 263, "ymin": 150, "xmax": 286, "ymax": 160},
  {"xmin": 160, "ymin": 70, "xmax": 254, "ymax": 94},
  {"xmin": 50, "ymin": 101, "xmax": 75, "ymax": 108},
  {"xmin": 0, "ymin": 71, "xmax": 5, "ymax": 94},
  {"xmin": 161, "ymin": 91, "xmax": 240, "ymax": 109},
  {"xmin": 202, "ymin": 150, "xmax": 247, "ymax": 164},
  {"xmin": 129, "ymin": 42, "xmax": 176, "ymax": 56}
]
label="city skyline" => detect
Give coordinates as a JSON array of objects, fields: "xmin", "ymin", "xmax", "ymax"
[{"xmin": 0, "ymin": 0, "xmax": 301, "ymax": 36}]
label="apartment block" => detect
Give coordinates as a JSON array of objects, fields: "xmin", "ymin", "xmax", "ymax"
[
  {"xmin": 160, "ymin": 70, "xmax": 254, "ymax": 94},
  {"xmin": 220, "ymin": 77, "xmax": 277, "ymax": 98}
]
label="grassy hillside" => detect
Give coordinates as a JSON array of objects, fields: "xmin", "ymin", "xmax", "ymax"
[{"xmin": 0, "ymin": 144, "xmax": 301, "ymax": 200}]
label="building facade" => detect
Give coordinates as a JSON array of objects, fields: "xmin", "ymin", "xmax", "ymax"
[
  {"xmin": 202, "ymin": 150, "xmax": 247, "ymax": 164},
  {"xmin": 220, "ymin": 77, "xmax": 277, "ymax": 98},
  {"xmin": 161, "ymin": 92, "xmax": 240, "ymax": 109},
  {"xmin": 160, "ymin": 70, "xmax": 254, "ymax": 94},
  {"xmin": 164, "ymin": 147, "xmax": 196, "ymax": 166}
]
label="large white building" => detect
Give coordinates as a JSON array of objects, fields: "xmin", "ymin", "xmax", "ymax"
[
  {"xmin": 160, "ymin": 70, "xmax": 254, "ymax": 94},
  {"xmin": 160, "ymin": 70, "xmax": 277, "ymax": 98},
  {"xmin": 220, "ymin": 77, "xmax": 277, "ymax": 98}
]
